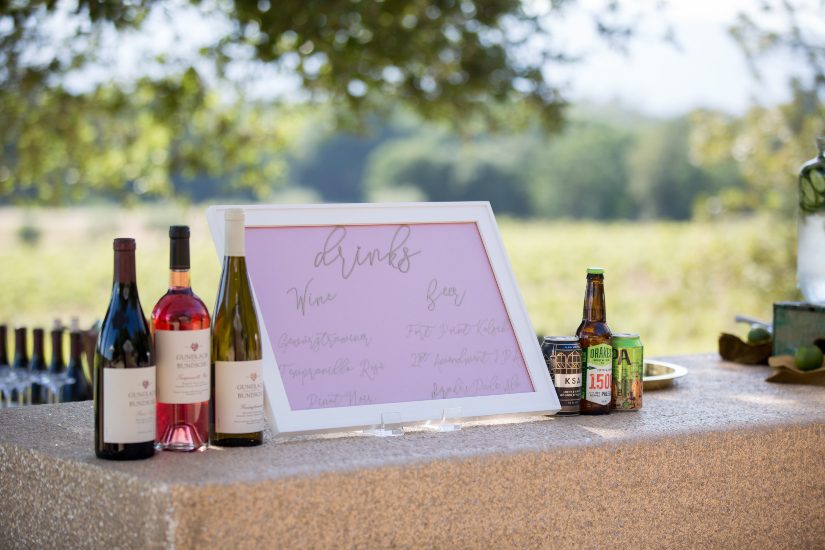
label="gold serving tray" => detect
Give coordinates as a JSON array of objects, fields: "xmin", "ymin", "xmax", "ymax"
[{"xmin": 643, "ymin": 360, "xmax": 688, "ymax": 390}]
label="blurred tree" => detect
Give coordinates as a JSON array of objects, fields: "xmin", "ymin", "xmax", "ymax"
[
  {"xmin": 529, "ymin": 120, "xmax": 636, "ymax": 219},
  {"xmin": 0, "ymin": 71, "xmax": 297, "ymax": 204},
  {"xmin": 0, "ymin": 0, "xmax": 642, "ymax": 203},
  {"xmin": 289, "ymin": 118, "xmax": 407, "ymax": 202},
  {"xmin": 691, "ymin": 85, "xmax": 824, "ymax": 215},
  {"xmin": 363, "ymin": 131, "xmax": 534, "ymax": 215},
  {"xmin": 629, "ymin": 117, "xmax": 708, "ymax": 220},
  {"xmin": 362, "ymin": 109, "xmax": 745, "ymax": 220},
  {"xmin": 730, "ymin": 0, "xmax": 824, "ymax": 98},
  {"xmin": 689, "ymin": 0, "xmax": 825, "ymax": 216}
]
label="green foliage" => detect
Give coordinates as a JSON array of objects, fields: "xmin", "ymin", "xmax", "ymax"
[
  {"xmin": 1, "ymin": 0, "xmax": 821, "ymax": 210},
  {"xmin": 628, "ymin": 117, "xmax": 745, "ymax": 220},
  {"xmin": 0, "ymin": 1, "xmax": 647, "ymax": 204},
  {"xmin": 0, "ymin": 73, "xmax": 298, "ymax": 204},
  {"xmin": 530, "ymin": 120, "xmax": 635, "ymax": 219},
  {"xmin": 691, "ymin": 86, "xmax": 825, "ymax": 216},
  {"xmin": 691, "ymin": 3, "xmax": 824, "ymax": 216},
  {"xmin": 358, "ymin": 109, "xmax": 747, "ymax": 220},
  {"xmin": 214, "ymin": 0, "xmax": 568, "ymax": 128},
  {"xmin": 363, "ymin": 130, "xmax": 534, "ymax": 215},
  {"xmin": 0, "ymin": 207, "xmax": 798, "ymax": 355},
  {"xmin": 290, "ymin": 119, "xmax": 406, "ymax": 202},
  {"xmin": 729, "ymin": 0, "xmax": 825, "ymax": 97}
]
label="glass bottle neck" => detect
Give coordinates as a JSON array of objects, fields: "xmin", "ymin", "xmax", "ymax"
[
  {"xmin": 0, "ymin": 327, "xmax": 7, "ymax": 365},
  {"xmin": 51, "ymin": 331, "xmax": 64, "ymax": 365},
  {"xmin": 14, "ymin": 330, "xmax": 27, "ymax": 363},
  {"xmin": 69, "ymin": 332, "xmax": 83, "ymax": 362},
  {"xmin": 113, "ymin": 250, "xmax": 136, "ymax": 285},
  {"xmin": 169, "ymin": 269, "xmax": 192, "ymax": 290},
  {"xmin": 583, "ymin": 276, "xmax": 606, "ymax": 322},
  {"xmin": 32, "ymin": 330, "xmax": 45, "ymax": 360}
]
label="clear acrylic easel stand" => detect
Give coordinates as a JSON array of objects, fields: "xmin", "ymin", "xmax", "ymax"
[
  {"xmin": 363, "ymin": 412, "xmax": 404, "ymax": 437},
  {"xmin": 421, "ymin": 407, "xmax": 462, "ymax": 432}
]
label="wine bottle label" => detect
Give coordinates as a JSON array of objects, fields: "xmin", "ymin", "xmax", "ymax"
[
  {"xmin": 583, "ymin": 343, "xmax": 612, "ymax": 405},
  {"xmin": 155, "ymin": 329, "xmax": 211, "ymax": 404},
  {"xmin": 103, "ymin": 366, "xmax": 156, "ymax": 444},
  {"xmin": 215, "ymin": 360, "xmax": 265, "ymax": 434}
]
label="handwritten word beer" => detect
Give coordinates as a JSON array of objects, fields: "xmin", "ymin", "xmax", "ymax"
[{"xmin": 575, "ymin": 267, "xmax": 612, "ymax": 415}]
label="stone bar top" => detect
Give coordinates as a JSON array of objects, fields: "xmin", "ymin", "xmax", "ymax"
[{"xmin": 2, "ymin": 354, "xmax": 825, "ymax": 549}]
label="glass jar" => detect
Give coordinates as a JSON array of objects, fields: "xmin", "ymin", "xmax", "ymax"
[{"xmin": 798, "ymin": 136, "xmax": 825, "ymax": 304}]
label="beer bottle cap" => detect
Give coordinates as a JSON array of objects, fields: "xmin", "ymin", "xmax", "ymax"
[{"xmin": 586, "ymin": 267, "xmax": 605, "ymax": 275}]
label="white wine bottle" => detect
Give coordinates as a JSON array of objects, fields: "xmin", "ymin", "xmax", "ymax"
[{"xmin": 210, "ymin": 209, "xmax": 264, "ymax": 446}]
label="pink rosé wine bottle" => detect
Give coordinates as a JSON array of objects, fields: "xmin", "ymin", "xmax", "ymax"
[{"xmin": 152, "ymin": 226, "xmax": 211, "ymax": 452}]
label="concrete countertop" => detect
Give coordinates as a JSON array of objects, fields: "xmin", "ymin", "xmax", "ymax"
[{"xmin": 2, "ymin": 354, "xmax": 824, "ymax": 549}]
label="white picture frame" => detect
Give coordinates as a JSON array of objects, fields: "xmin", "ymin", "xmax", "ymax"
[{"xmin": 206, "ymin": 202, "xmax": 559, "ymax": 435}]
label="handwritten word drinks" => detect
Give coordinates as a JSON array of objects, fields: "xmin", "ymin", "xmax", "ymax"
[{"xmin": 313, "ymin": 225, "xmax": 420, "ymax": 279}]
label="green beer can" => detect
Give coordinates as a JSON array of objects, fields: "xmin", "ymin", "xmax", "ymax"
[{"xmin": 611, "ymin": 333, "xmax": 643, "ymax": 411}]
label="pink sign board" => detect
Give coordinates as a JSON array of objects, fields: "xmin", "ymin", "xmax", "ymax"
[
  {"xmin": 207, "ymin": 202, "xmax": 558, "ymax": 435},
  {"xmin": 244, "ymin": 222, "xmax": 535, "ymax": 411}
]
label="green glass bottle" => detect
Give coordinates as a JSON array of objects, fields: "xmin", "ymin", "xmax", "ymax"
[
  {"xmin": 798, "ymin": 136, "xmax": 825, "ymax": 304},
  {"xmin": 210, "ymin": 209, "xmax": 265, "ymax": 446}
]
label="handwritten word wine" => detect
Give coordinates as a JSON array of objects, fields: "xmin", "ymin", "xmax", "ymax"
[
  {"xmin": 210, "ymin": 208, "xmax": 264, "ymax": 446},
  {"xmin": 95, "ymin": 238, "xmax": 156, "ymax": 460},
  {"xmin": 152, "ymin": 226, "xmax": 210, "ymax": 452}
]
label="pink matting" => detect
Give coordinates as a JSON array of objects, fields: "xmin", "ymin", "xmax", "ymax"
[{"xmin": 245, "ymin": 222, "xmax": 533, "ymax": 410}]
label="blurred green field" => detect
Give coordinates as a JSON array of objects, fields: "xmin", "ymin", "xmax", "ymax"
[{"xmin": 0, "ymin": 207, "xmax": 799, "ymax": 356}]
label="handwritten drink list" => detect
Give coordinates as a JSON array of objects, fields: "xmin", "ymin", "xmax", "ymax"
[{"xmin": 244, "ymin": 223, "xmax": 535, "ymax": 411}]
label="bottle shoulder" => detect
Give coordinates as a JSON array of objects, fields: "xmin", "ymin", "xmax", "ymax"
[
  {"xmin": 96, "ymin": 304, "xmax": 153, "ymax": 366},
  {"xmin": 576, "ymin": 321, "xmax": 612, "ymax": 343},
  {"xmin": 213, "ymin": 272, "xmax": 258, "ymax": 324}
]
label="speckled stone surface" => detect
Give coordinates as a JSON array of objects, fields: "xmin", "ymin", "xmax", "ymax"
[{"xmin": 2, "ymin": 354, "xmax": 825, "ymax": 548}]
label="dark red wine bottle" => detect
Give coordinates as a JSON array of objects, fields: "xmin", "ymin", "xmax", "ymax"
[
  {"xmin": 94, "ymin": 238, "xmax": 155, "ymax": 460},
  {"xmin": 12, "ymin": 326, "xmax": 29, "ymax": 405},
  {"xmin": 0, "ymin": 325, "xmax": 9, "ymax": 369},
  {"xmin": 65, "ymin": 323, "xmax": 92, "ymax": 402},
  {"xmin": 49, "ymin": 320, "xmax": 65, "ymax": 373},
  {"xmin": 29, "ymin": 328, "xmax": 48, "ymax": 405},
  {"xmin": 49, "ymin": 320, "xmax": 67, "ymax": 402},
  {"xmin": 152, "ymin": 226, "xmax": 210, "ymax": 452}
]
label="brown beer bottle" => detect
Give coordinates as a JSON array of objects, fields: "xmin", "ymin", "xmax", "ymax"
[{"xmin": 576, "ymin": 268, "xmax": 612, "ymax": 415}]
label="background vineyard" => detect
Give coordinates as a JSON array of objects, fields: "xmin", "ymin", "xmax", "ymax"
[{"xmin": 0, "ymin": 206, "xmax": 798, "ymax": 356}]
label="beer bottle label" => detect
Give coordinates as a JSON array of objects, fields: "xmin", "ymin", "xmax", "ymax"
[{"xmin": 583, "ymin": 343, "xmax": 612, "ymax": 405}]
